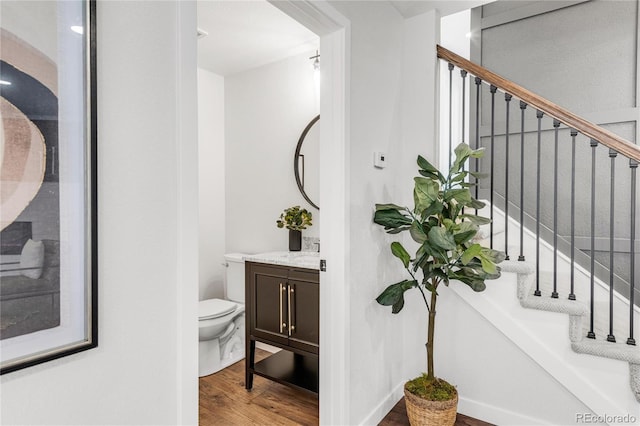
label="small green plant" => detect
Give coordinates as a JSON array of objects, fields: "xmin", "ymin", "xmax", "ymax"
[
  {"xmin": 276, "ymin": 206, "xmax": 313, "ymax": 231},
  {"xmin": 373, "ymin": 143, "xmax": 505, "ymax": 397}
]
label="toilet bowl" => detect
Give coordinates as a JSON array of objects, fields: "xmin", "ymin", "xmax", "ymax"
[{"xmin": 198, "ymin": 254, "xmax": 246, "ymax": 377}]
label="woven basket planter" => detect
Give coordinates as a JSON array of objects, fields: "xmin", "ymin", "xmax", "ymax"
[{"xmin": 404, "ymin": 383, "xmax": 458, "ymax": 426}]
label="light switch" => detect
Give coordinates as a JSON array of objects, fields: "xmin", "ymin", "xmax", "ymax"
[{"xmin": 374, "ymin": 152, "xmax": 387, "ymax": 168}]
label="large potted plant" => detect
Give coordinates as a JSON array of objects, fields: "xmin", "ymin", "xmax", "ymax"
[{"xmin": 373, "ymin": 143, "xmax": 505, "ymax": 425}]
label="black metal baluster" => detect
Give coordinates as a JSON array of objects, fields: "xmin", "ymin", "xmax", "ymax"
[
  {"xmin": 448, "ymin": 63, "xmax": 454, "ymax": 172},
  {"xmin": 588, "ymin": 139, "xmax": 598, "ymax": 339},
  {"xmin": 552, "ymin": 119, "xmax": 560, "ymax": 299},
  {"xmin": 608, "ymin": 149, "xmax": 617, "ymax": 343},
  {"xmin": 535, "ymin": 110, "xmax": 543, "ymax": 297},
  {"xmin": 629, "ymin": 159, "xmax": 637, "ymax": 346},
  {"xmin": 569, "ymin": 130, "xmax": 577, "ymax": 300},
  {"xmin": 504, "ymin": 93, "xmax": 512, "ymax": 260},
  {"xmin": 519, "ymin": 102, "xmax": 527, "ymax": 261},
  {"xmin": 461, "ymin": 70, "xmax": 467, "ymax": 215},
  {"xmin": 490, "ymin": 85, "xmax": 497, "ymax": 249},
  {"xmin": 474, "ymin": 77, "xmax": 481, "ymax": 215},
  {"xmin": 461, "ymin": 70, "xmax": 467, "ymax": 144}
]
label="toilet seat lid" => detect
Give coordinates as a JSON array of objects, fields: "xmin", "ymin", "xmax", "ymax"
[{"xmin": 199, "ymin": 299, "xmax": 237, "ymax": 320}]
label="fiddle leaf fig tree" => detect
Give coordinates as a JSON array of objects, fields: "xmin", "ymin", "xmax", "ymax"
[{"xmin": 374, "ymin": 143, "xmax": 505, "ymax": 386}]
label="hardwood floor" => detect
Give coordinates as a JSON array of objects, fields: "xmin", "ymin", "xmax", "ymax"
[
  {"xmin": 199, "ymin": 348, "xmax": 492, "ymax": 426},
  {"xmin": 199, "ymin": 348, "xmax": 319, "ymax": 425}
]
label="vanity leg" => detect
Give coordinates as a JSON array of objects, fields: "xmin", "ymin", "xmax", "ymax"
[{"xmin": 245, "ymin": 339, "xmax": 255, "ymax": 390}]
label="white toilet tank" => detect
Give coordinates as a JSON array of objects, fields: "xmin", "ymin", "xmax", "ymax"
[{"xmin": 224, "ymin": 253, "xmax": 245, "ymax": 303}]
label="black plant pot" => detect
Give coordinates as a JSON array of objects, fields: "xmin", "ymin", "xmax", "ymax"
[{"xmin": 289, "ymin": 230, "xmax": 302, "ymax": 252}]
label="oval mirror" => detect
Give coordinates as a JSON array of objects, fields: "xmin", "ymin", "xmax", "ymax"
[{"xmin": 294, "ymin": 115, "xmax": 320, "ymax": 210}]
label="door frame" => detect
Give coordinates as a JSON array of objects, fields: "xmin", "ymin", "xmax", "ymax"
[
  {"xmin": 176, "ymin": 1, "xmax": 350, "ymax": 423},
  {"xmin": 267, "ymin": 2, "xmax": 351, "ymax": 424}
]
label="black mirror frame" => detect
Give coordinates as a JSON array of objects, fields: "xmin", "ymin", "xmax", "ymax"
[{"xmin": 294, "ymin": 114, "xmax": 320, "ymax": 210}]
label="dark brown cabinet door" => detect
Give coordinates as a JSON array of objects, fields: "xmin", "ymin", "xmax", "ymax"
[
  {"xmin": 249, "ymin": 264, "xmax": 289, "ymax": 346},
  {"xmin": 288, "ymin": 278, "xmax": 319, "ymax": 354},
  {"xmin": 246, "ymin": 262, "xmax": 320, "ymax": 394}
]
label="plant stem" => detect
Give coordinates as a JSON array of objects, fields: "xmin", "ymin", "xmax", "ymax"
[
  {"xmin": 426, "ymin": 278, "xmax": 438, "ymax": 381},
  {"xmin": 417, "ymin": 284, "xmax": 430, "ymax": 312}
]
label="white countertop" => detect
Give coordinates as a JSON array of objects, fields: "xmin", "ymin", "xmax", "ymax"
[{"xmin": 243, "ymin": 251, "xmax": 320, "ymax": 270}]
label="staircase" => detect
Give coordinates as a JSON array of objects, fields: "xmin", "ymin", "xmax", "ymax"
[{"xmin": 438, "ymin": 45, "xmax": 640, "ymax": 419}]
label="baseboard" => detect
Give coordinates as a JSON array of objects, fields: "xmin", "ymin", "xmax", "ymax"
[
  {"xmin": 359, "ymin": 381, "xmax": 405, "ymax": 426},
  {"xmin": 458, "ymin": 396, "xmax": 553, "ymax": 426},
  {"xmin": 357, "ymin": 383, "xmax": 551, "ymax": 426}
]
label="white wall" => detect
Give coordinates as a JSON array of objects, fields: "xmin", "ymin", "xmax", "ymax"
[
  {"xmin": 437, "ymin": 286, "xmax": 596, "ymax": 425},
  {"xmin": 1, "ymin": 1, "xmax": 198, "ymax": 424},
  {"xmin": 198, "ymin": 68, "xmax": 225, "ymax": 300},
  {"xmin": 317, "ymin": 2, "xmax": 441, "ymax": 424},
  {"xmin": 225, "ymin": 51, "xmax": 320, "ymax": 254}
]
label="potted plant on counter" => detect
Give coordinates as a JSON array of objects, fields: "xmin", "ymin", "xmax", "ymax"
[
  {"xmin": 373, "ymin": 143, "xmax": 505, "ymax": 425},
  {"xmin": 277, "ymin": 205, "xmax": 313, "ymax": 251}
]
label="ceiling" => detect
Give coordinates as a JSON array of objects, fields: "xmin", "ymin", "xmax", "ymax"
[
  {"xmin": 197, "ymin": 0, "xmax": 318, "ymax": 76},
  {"xmin": 196, "ymin": 0, "xmax": 494, "ymax": 77}
]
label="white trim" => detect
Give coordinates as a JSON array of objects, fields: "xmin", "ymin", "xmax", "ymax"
[
  {"xmin": 359, "ymin": 382, "xmax": 404, "ymax": 426},
  {"xmin": 269, "ymin": 0, "xmax": 348, "ymax": 35},
  {"xmin": 267, "ymin": 2, "xmax": 351, "ymax": 425},
  {"xmin": 176, "ymin": 1, "xmax": 199, "ymax": 424},
  {"xmin": 458, "ymin": 396, "xmax": 554, "ymax": 426}
]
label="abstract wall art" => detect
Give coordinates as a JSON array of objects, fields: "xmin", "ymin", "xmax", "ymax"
[{"xmin": 0, "ymin": 0, "xmax": 97, "ymax": 373}]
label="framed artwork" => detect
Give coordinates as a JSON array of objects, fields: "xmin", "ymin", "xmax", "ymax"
[{"xmin": 0, "ymin": 0, "xmax": 97, "ymax": 373}]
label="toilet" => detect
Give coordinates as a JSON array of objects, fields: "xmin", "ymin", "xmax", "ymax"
[{"xmin": 198, "ymin": 253, "xmax": 246, "ymax": 377}]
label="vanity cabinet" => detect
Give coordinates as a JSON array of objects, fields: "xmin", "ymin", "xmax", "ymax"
[{"xmin": 245, "ymin": 262, "xmax": 319, "ymax": 394}]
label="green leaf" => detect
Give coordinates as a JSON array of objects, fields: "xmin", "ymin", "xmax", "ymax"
[
  {"xmin": 417, "ymin": 155, "xmax": 439, "ymax": 173},
  {"xmin": 387, "ymin": 226, "xmax": 411, "ymax": 234},
  {"xmin": 480, "ymin": 247, "xmax": 507, "ymax": 264},
  {"xmin": 474, "ymin": 247, "xmax": 506, "ymax": 275},
  {"xmin": 375, "ymin": 203, "xmax": 407, "ymax": 211},
  {"xmin": 461, "ymin": 243, "xmax": 482, "ymax": 265},
  {"xmin": 442, "ymin": 218, "xmax": 455, "ymax": 230},
  {"xmin": 420, "ymin": 200, "xmax": 444, "ymax": 220},
  {"xmin": 390, "ymin": 242, "xmax": 411, "ymax": 268},
  {"xmin": 416, "ymin": 240, "xmax": 448, "ymax": 266},
  {"xmin": 428, "ymin": 226, "xmax": 456, "ymax": 251},
  {"xmin": 444, "ymin": 188, "xmax": 472, "ymax": 205},
  {"xmin": 413, "ymin": 177, "xmax": 439, "ymax": 215},
  {"xmin": 461, "ymin": 214, "xmax": 491, "ymax": 225},
  {"xmin": 468, "ymin": 198, "xmax": 486, "ymax": 210},
  {"xmin": 451, "ymin": 171, "xmax": 467, "ymax": 183},
  {"xmin": 451, "ymin": 143, "xmax": 473, "ymax": 173},
  {"xmin": 470, "ymin": 146, "xmax": 485, "ymax": 158},
  {"xmin": 417, "ymin": 155, "xmax": 446, "ymax": 183},
  {"xmin": 418, "ymin": 170, "xmax": 446, "ymax": 183},
  {"xmin": 449, "ymin": 271, "xmax": 487, "ymax": 292},
  {"xmin": 453, "ymin": 222, "xmax": 479, "ymax": 245},
  {"xmin": 376, "ymin": 280, "xmax": 418, "ymax": 314},
  {"xmin": 454, "ymin": 143, "xmax": 473, "ymax": 162},
  {"xmin": 480, "ymin": 257, "xmax": 497, "ymax": 274},
  {"xmin": 374, "ymin": 209, "xmax": 412, "ymax": 230},
  {"xmin": 410, "ymin": 222, "xmax": 428, "ymax": 244}
]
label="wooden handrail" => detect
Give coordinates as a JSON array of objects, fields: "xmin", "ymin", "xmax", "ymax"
[{"xmin": 437, "ymin": 45, "xmax": 640, "ymax": 163}]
